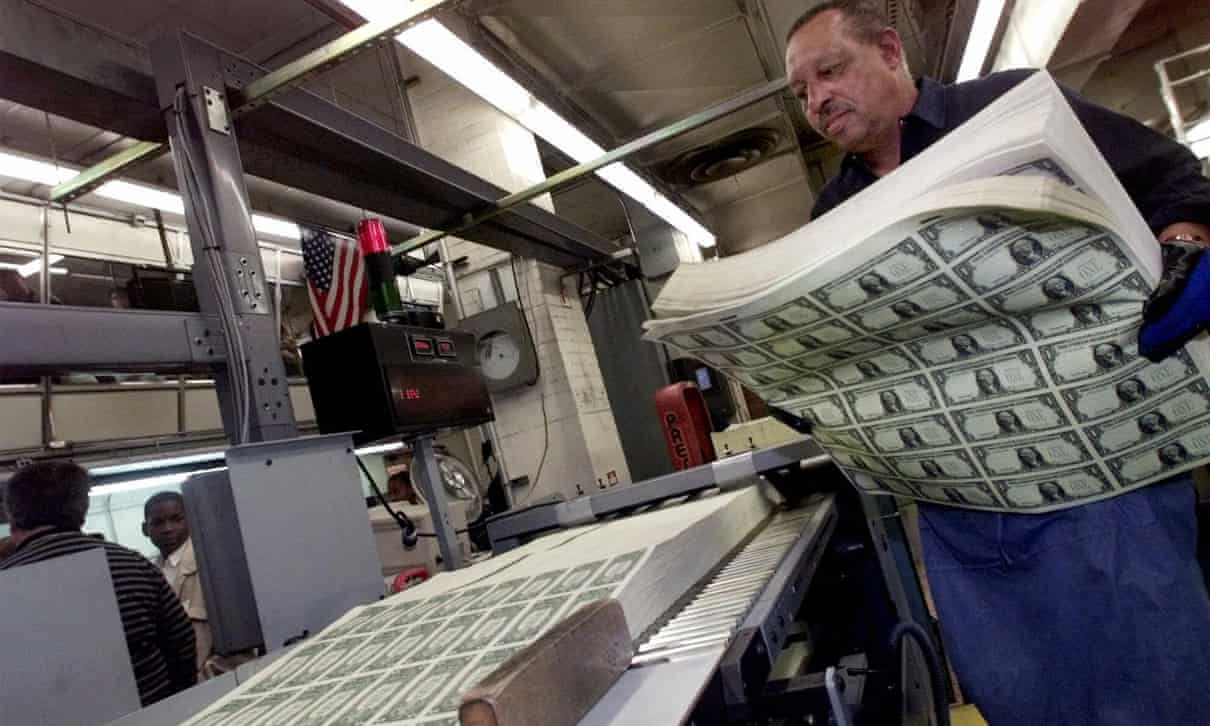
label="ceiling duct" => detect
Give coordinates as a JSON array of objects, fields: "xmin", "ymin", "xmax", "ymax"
[{"xmin": 661, "ymin": 127, "xmax": 782, "ymax": 187}]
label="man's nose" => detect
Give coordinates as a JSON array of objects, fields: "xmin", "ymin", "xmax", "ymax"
[{"xmin": 807, "ymin": 88, "xmax": 831, "ymax": 121}]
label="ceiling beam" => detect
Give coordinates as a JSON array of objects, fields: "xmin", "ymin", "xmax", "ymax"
[
  {"xmin": 0, "ymin": 0, "xmax": 613, "ymax": 266},
  {"xmin": 0, "ymin": 0, "xmax": 162, "ymax": 141},
  {"xmin": 50, "ymin": 0, "xmax": 452, "ymax": 202},
  {"xmin": 1047, "ymin": 0, "xmax": 1150, "ymax": 90}
]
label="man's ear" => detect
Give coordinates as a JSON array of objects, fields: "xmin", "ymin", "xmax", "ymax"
[
  {"xmin": 876, "ymin": 27, "xmax": 905, "ymax": 70},
  {"xmin": 141, "ymin": 522, "xmax": 150, "ymax": 538}
]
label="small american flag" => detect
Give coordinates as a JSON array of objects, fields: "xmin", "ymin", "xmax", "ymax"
[{"xmin": 301, "ymin": 224, "xmax": 366, "ymax": 337}]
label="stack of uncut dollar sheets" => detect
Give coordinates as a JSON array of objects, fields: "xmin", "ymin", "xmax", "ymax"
[
  {"xmin": 181, "ymin": 487, "xmax": 774, "ymax": 726},
  {"xmin": 645, "ymin": 72, "xmax": 1210, "ymax": 514}
]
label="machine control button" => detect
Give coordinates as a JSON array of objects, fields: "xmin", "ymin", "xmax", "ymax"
[
  {"xmin": 411, "ymin": 336, "xmax": 435, "ymax": 357},
  {"xmin": 436, "ymin": 339, "xmax": 457, "ymax": 358}
]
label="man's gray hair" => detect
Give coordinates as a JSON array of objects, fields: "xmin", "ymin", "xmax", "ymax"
[
  {"xmin": 3, "ymin": 460, "xmax": 91, "ymax": 531},
  {"xmin": 786, "ymin": 0, "xmax": 890, "ymax": 45}
]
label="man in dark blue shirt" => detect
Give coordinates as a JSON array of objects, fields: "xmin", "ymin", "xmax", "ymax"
[{"xmin": 786, "ymin": 2, "xmax": 1210, "ymax": 724}]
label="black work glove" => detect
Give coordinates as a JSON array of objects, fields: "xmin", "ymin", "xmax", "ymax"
[
  {"xmin": 769, "ymin": 406, "xmax": 814, "ymax": 435},
  {"xmin": 1139, "ymin": 240, "xmax": 1210, "ymax": 362}
]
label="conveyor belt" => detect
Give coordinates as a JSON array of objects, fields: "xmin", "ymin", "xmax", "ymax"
[
  {"xmin": 581, "ymin": 493, "xmax": 837, "ymax": 725},
  {"xmin": 634, "ymin": 508, "xmax": 819, "ymax": 665}
]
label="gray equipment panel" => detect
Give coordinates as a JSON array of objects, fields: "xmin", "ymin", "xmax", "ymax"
[
  {"xmin": 0, "ymin": 548, "xmax": 141, "ymax": 725},
  {"xmin": 225, "ymin": 433, "xmax": 384, "ymax": 651},
  {"xmin": 105, "ymin": 672, "xmax": 237, "ymax": 726},
  {"xmin": 183, "ymin": 468, "xmax": 263, "ymax": 654}
]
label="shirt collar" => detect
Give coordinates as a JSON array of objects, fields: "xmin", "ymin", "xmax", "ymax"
[
  {"xmin": 165, "ymin": 541, "xmax": 188, "ymax": 568},
  {"xmin": 839, "ymin": 76, "xmax": 947, "ymax": 174},
  {"xmin": 908, "ymin": 76, "xmax": 947, "ymax": 130},
  {"xmin": 12, "ymin": 526, "xmax": 83, "ymax": 554}
]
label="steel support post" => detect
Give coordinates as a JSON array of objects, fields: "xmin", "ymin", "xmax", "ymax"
[
  {"xmin": 149, "ymin": 31, "xmax": 297, "ymax": 443},
  {"xmin": 411, "ymin": 435, "xmax": 465, "ymax": 570},
  {"xmin": 436, "ymin": 239, "xmax": 514, "ymax": 509}
]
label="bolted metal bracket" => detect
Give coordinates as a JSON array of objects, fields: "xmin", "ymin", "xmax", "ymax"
[
  {"xmin": 227, "ymin": 252, "xmax": 270, "ymax": 314},
  {"xmin": 203, "ymin": 86, "xmax": 231, "ymax": 135},
  {"xmin": 185, "ymin": 316, "xmax": 227, "ymax": 364}
]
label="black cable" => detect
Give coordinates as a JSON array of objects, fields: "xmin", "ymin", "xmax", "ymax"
[
  {"xmin": 357, "ymin": 456, "xmax": 418, "ymax": 547},
  {"xmin": 888, "ymin": 621, "xmax": 952, "ymax": 726},
  {"xmin": 356, "ymin": 455, "xmax": 470, "ymax": 543},
  {"xmin": 509, "ymin": 256, "xmax": 550, "ymax": 505},
  {"xmin": 508, "ymin": 256, "xmax": 541, "ymax": 379}
]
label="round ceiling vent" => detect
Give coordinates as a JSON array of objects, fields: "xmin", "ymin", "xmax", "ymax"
[{"xmin": 663, "ymin": 127, "xmax": 781, "ymax": 186}]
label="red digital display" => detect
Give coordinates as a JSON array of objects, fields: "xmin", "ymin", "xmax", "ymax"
[
  {"xmin": 385, "ymin": 364, "xmax": 493, "ymax": 431},
  {"xmin": 436, "ymin": 340, "xmax": 456, "ymax": 358}
]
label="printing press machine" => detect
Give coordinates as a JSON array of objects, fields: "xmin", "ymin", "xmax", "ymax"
[
  {"xmin": 483, "ymin": 439, "xmax": 942, "ymax": 726},
  {"xmin": 97, "ymin": 437, "xmax": 941, "ymax": 726}
]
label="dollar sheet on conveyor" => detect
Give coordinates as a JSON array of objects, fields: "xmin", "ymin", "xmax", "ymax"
[
  {"xmin": 646, "ymin": 160, "xmax": 1210, "ymax": 513},
  {"xmin": 181, "ymin": 547, "xmax": 650, "ymax": 726}
]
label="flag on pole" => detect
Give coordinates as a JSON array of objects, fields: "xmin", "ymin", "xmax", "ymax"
[{"xmin": 301, "ymin": 224, "xmax": 367, "ymax": 337}]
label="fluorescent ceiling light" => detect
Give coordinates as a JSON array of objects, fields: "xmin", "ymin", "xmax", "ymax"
[
  {"xmin": 90, "ymin": 466, "xmax": 226, "ymax": 497},
  {"xmin": 957, "ymin": 0, "xmax": 1007, "ymax": 81},
  {"xmin": 17, "ymin": 254, "xmax": 62, "ymax": 278},
  {"xmin": 339, "ymin": 3, "xmax": 715, "ymax": 248},
  {"xmin": 252, "ymin": 213, "xmax": 302, "ymax": 240},
  {"xmin": 0, "ymin": 152, "xmax": 74, "ymax": 186},
  {"xmin": 0, "ymin": 262, "xmax": 67, "ymax": 275},
  {"xmin": 354, "ymin": 441, "xmax": 405, "ymax": 456},
  {"xmin": 1189, "ymin": 119, "xmax": 1210, "ymax": 160},
  {"xmin": 990, "ymin": 0, "xmax": 1080, "ymax": 72},
  {"xmin": 95, "ymin": 180, "xmax": 185, "ymax": 215},
  {"xmin": 90, "ymin": 450, "xmax": 225, "ymax": 477},
  {"xmin": 0, "ymin": 150, "xmax": 299, "ymax": 240}
]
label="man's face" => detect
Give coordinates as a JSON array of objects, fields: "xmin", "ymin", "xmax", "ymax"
[
  {"xmin": 1038, "ymin": 482, "xmax": 1064, "ymax": 501},
  {"xmin": 1094, "ymin": 344, "xmax": 1124, "ymax": 368},
  {"xmin": 952, "ymin": 335, "xmax": 976, "ymax": 355},
  {"xmin": 1042, "ymin": 276, "xmax": 1074, "ymax": 300},
  {"xmin": 786, "ymin": 11, "xmax": 904, "ymax": 153},
  {"xmin": 1138, "ymin": 413, "xmax": 1165, "ymax": 433},
  {"xmin": 1118, "ymin": 380, "xmax": 1143, "ymax": 402},
  {"xmin": 143, "ymin": 499, "xmax": 189, "ymax": 556}
]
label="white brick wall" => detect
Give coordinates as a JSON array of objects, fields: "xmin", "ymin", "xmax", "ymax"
[{"xmin": 409, "ymin": 64, "xmax": 631, "ymax": 500}]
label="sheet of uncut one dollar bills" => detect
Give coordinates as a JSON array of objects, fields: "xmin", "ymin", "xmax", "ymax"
[
  {"xmin": 180, "ymin": 487, "xmax": 773, "ymax": 726},
  {"xmin": 645, "ymin": 72, "xmax": 1210, "ymax": 513}
]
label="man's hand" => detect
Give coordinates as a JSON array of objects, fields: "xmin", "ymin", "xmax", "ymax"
[{"xmin": 1139, "ymin": 223, "xmax": 1210, "ymax": 362}]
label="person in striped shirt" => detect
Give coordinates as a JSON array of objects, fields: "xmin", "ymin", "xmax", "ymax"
[{"xmin": 0, "ymin": 461, "xmax": 196, "ymax": 706}]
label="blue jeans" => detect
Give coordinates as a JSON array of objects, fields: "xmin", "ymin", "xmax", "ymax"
[{"xmin": 919, "ymin": 475, "xmax": 1210, "ymax": 726}]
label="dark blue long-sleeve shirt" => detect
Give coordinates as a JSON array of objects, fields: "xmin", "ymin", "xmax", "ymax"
[{"xmin": 811, "ymin": 69, "xmax": 1210, "ymax": 233}]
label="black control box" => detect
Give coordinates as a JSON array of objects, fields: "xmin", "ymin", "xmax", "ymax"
[{"xmin": 302, "ymin": 323, "xmax": 493, "ymax": 444}]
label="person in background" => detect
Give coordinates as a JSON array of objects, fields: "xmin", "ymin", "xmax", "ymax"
[
  {"xmin": 1, "ymin": 462, "xmax": 195, "ymax": 705},
  {"xmin": 0, "ymin": 535, "xmax": 15, "ymax": 560},
  {"xmin": 785, "ymin": 1, "xmax": 1210, "ymax": 723},
  {"xmin": 143, "ymin": 491, "xmax": 253, "ymax": 679},
  {"xmin": 0, "ymin": 269, "xmax": 36, "ymax": 302}
]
